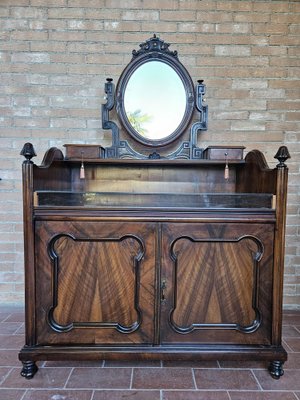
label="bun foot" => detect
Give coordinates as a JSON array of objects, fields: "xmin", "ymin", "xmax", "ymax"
[
  {"xmin": 20, "ymin": 361, "xmax": 38, "ymax": 379},
  {"xmin": 268, "ymin": 360, "xmax": 284, "ymax": 380}
]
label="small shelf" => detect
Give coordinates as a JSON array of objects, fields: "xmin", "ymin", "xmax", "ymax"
[
  {"xmin": 59, "ymin": 158, "xmax": 246, "ymax": 166},
  {"xmin": 35, "ymin": 191, "xmax": 274, "ymax": 210}
]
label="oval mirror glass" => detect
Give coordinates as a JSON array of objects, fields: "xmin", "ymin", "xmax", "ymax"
[{"xmin": 123, "ymin": 60, "xmax": 187, "ymax": 142}]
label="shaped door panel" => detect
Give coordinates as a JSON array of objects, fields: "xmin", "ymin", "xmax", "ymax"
[
  {"xmin": 35, "ymin": 221, "xmax": 156, "ymax": 345},
  {"xmin": 160, "ymin": 223, "xmax": 274, "ymax": 345}
]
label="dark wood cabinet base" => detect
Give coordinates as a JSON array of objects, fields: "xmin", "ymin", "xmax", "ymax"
[{"xmin": 19, "ymin": 344, "xmax": 287, "ymax": 379}]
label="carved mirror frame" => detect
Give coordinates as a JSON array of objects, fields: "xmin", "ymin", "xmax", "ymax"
[{"xmin": 102, "ymin": 35, "xmax": 208, "ymax": 160}]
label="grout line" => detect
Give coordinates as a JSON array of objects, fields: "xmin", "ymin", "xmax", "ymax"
[
  {"xmin": 1, "ymin": 314, "xmax": 11, "ymax": 323},
  {"xmin": 63, "ymin": 367, "xmax": 74, "ymax": 389},
  {"xmin": 191, "ymin": 368, "xmax": 197, "ymax": 390},
  {"xmin": 20, "ymin": 388, "xmax": 28, "ymax": 400},
  {"xmin": 250, "ymin": 368, "xmax": 263, "ymax": 391},
  {"xmin": 294, "ymin": 326, "xmax": 300, "ymax": 335},
  {"xmin": 294, "ymin": 391, "xmax": 300, "ymax": 400},
  {"xmin": 0, "ymin": 367, "xmax": 13, "ymax": 386},
  {"xmin": 283, "ymin": 324, "xmax": 300, "ymax": 338},
  {"xmin": 160, "ymin": 389, "xmax": 163, "ymax": 400},
  {"xmin": 225, "ymin": 390, "xmax": 297, "ymax": 393},
  {"xmin": 90, "ymin": 389, "xmax": 95, "ymax": 400},
  {"xmin": 226, "ymin": 390, "xmax": 232, "ymax": 400},
  {"xmin": 14, "ymin": 322, "xmax": 25, "ymax": 334},
  {"xmin": 129, "ymin": 367, "xmax": 134, "ymax": 389},
  {"xmin": 282, "ymin": 338, "xmax": 294, "ymax": 353}
]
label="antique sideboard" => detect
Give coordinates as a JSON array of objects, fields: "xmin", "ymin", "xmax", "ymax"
[{"xmin": 19, "ymin": 36, "xmax": 289, "ymax": 379}]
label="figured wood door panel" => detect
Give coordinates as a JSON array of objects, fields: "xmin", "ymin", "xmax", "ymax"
[
  {"xmin": 35, "ymin": 221, "xmax": 156, "ymax": 345},
  {"xmin": 160, "ymin": 223, "xmax": 274, "ymax": 345}
]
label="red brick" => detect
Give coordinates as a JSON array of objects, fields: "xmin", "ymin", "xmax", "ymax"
[
  {"xmin": 253, "ymin": 2, "xmax": 289, "ymax": 13},
  {"xmin": 68, "ymin": 0, "xmax": 105, "ymax": 6},
  {"xmin": 216, "ymin": 23, "xmax": 250, "ymax": 34},
  {"xmin": 122, "ymin": 10, "xmax": 159, "ymax": 21},
  {"xmin": 31, "ymin": 0, "xmax": 65, "ymax": 4},
  {"xmin": 234, "ymin": 13, "xmax": 270, "ymax": 23},
  {"xmin": 253, "ymin": 23, "xmax": 288, "ymax": 35},
  {"xmin": 196, "ymin": 11, "xmax": 233, "ymax": 23}
]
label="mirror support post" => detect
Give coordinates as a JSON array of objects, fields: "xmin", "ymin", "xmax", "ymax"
[
  {"xmin": 190, "ymin": 80, "xmax": 208, "ymax": 159},
  {"xmin": 102, "ymin": 78, "xmax": 122, "ymax": 158}
]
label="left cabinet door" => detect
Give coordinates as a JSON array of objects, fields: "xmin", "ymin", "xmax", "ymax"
[{"xmin": 34, "ymin": 220, "xmax": 156, "ymax": 345}]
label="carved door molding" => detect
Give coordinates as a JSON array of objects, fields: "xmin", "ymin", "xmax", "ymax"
[
  {"xmin": 35, "ymin": 221, "xmax": 156, "ymax": 345},
  {"xmin": 160, "ymin": 223, "xmax": 274, "ymax": 345}
]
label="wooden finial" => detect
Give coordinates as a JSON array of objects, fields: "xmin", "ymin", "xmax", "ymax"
[
  {"xmin": 20, "ymin": 143, "xmax": 36, "ymax": 164},
  {"xmin": 274, "ymin": 146, "xmax": 290, "ymax": 167}
]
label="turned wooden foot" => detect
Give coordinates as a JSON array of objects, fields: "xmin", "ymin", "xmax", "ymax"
[
  {"xmin": 268, "ymin": 360, "xmax": 284, "ymax": 380},
  {"xmin": 20, "ymin": 361, "xmax": 38, "ymax": 379}
]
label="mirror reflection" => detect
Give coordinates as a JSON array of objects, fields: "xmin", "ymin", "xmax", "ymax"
[{"xmin": 124, "ymin": 60, "xmax": 186, "ymax": 141}]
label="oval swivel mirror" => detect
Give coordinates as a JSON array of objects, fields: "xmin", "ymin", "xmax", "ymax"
[
  {"xmin": 124, "ymin": 61, "xmax": 187, "ymax": 142},
  {"xmin": 116, "ymin": 36, "xmax": 195, "ymax": 147}
]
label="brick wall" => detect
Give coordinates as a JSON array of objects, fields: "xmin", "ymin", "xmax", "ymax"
[{"xmin": 0, "ymin": 0, "xmax": 299, "ymax": 308}]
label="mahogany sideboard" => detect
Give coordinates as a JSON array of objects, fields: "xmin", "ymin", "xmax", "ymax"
[{"xmin": 19, "ymin": 143, "xmax": 289, "ymax": 379}]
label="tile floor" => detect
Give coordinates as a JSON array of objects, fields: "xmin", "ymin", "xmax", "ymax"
[{"xmin": 0, "ymin": 305, "xmax": 300, "ymax": 400}]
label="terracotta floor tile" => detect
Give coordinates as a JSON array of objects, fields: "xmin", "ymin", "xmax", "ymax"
[
  {"xmin": 282, "ymin": 314, "xmax": 300, "ymax": 325},
  {"xmin": 219, "ymin": 360, "xmax": 267, "ymax": 369},
  {"xmin": 104, "ymin": 359, "xmax": 161, "ymax": 367},
  {"xmin": 0, "ymin": 335, "xmax": 24, "ymax": 350},
  {"xmin": 132, "ymin": 367, "xmax": 194, "ymax": 389},
  {"xmin": 14, "ymin": 324, "xmax": 25, "ymax": 335},
  {"xmin": 229, "ymin": 392, "xmax": 297, "ymax": 400},
  {"xmin": 253, "ymin": 369, "xmax": 300, "ymax": 391},
  {"xmin": 163, "ymin": 360, "xmax": 218, "ymax": 368},
  {"xmin": 254, "ymin": 369, "xmax": 300, "ymax": 391},
  {"xmin": 0, "ymin": 307, "xmax": 23, "ymax": 314},
  {"xmin": 284, "ymin": 338, "xmax": 300, "ymax": 352},
  {"xmin": 0, "ymin": 367, "xmax": 12, "ymax": 385},
  {"xmin": 22, "ymin": 389, "xmax": 93, "ymax": 400},
  {"xmin": 285, "ymin": 353, "xmax": 300, "ymax": 369},
  {"xmin": 0, "ymin": 314, "xmax": 11, "ymax": 323},
  {"xmin": 0, "ymin": 388, "xmax": 25, "ymax": 400},
  {"xmin": 45, "ymin": 360, "xmax": 103, "ymax": 367},
  {"xmin": 4, "ymin": 313, "xmax": 25, "ymax": 323},
  {"xmin": 2, "ymin": 367, "xmax": 72, "ymax": 388},
  {"xmin": 283, "ymin": 325, "xmax": 300, "ymax": 338},
  {"xmin": 66, "ymin": 367, "xmax": 132, "ymax": 389},
  {"xmin": 194, "ymin": 369, "xmax": 259, "ymax": 390},
  {"xmin": 162, "ymin": 391, "xmax": 230, "ymax": 399},
  {"xmin": 0, "ymin": 349, "xmax": 20, "ymax": 367},
  {"xmin": 0, "ymin": 323, "xmax": 23, "ymax": 335},
  {"xmin": 92, "ymin": 390, "xmax": 161, "ymax": 400}
]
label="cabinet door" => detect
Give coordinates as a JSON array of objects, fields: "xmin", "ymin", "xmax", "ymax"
[
  {"xmin": 35, "ymin": 221, "xmax": 156, "ymax": 345},
  {"xmin": 160, "ymin": 222, "xmax": 274, "ymax": 345}
]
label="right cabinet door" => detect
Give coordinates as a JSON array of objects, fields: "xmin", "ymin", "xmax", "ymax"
[{"xmin": 160, "ymin": 222, "xmax": 274, "ymax": 345}]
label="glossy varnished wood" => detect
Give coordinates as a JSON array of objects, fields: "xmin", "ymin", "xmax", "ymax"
[
  {"xmin": 160, "ymin": 222, "xmax": 273, "ymax": 345},
  {"xmin": 35, "ymin": 221, "xmax": 156, "ymax": 345},
  {"xmin": 19, "ymin": 145, "xmax": 288, "ymax": 379}
]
